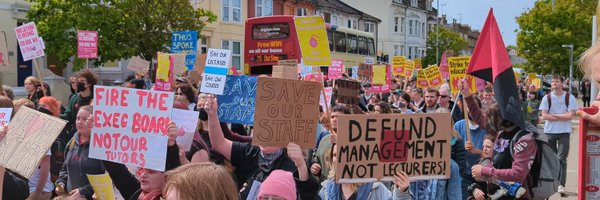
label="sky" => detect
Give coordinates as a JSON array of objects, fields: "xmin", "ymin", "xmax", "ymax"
[{"xmin": 435, "ymin": 0, "xmax": 537, "ymax": 46}]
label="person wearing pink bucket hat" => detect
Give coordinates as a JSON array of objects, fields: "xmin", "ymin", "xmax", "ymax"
[{"xmin": 258, "ymin": 170, "xmax": 297, "ymax": 200}]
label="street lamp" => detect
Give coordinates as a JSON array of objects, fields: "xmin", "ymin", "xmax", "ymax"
[{"xmin": 562, "ymin": 44, "xmax": 574, "ymax": 95}]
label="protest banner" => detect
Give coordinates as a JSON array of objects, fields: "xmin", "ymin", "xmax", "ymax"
[
  {"xmin": 370, "ymin": 85, "xmax": 390, "ymax": 93},
  {"xmin": 273, "ymin": 59, "xmax": 298, "ymax": 79},
  {"xmin": 304, "ymin": 72, "xmax": 323, "ymax": 82},
  {"xmin": 364, "ymin": 57, "xmax": 375, "ymax": 65},
  {"xmin": 334, "ymin": 79, "xmax": 361, "ymax": 105},
  {"xmin": 335, "ymin": 113, "xmax": 452, "ymax": 183},
  {"xmin": 404, "ymin": 60, "xmax": 415, "ymax": 77},
  {"xmin": 194, "ymin": 53, "xmax": 207, "ymax": 72},
  {"xmin": 358, "ymin": 63, "xmax": 373, "ymax": 82},
  {"xmin": 294, "ymin": 16, "xmax": 331, "ymax": 66},
  {"xmin": 90, "ymin": 86, "xmax": 174, "ymax": 171},
  {"xmin": 531, "ymin": 78, "xmax": 541, "ymax": 90},
  {"xmin": 217, "ymin": 75, "xmax": 257, "ymax": 124},
  {"xmin": 171, "ymin": 54, "xmax": 186, "ymax": 76},
  {"xmin": 171, "ymin": 109, "xmax": 198, "ymax": 151},
  {"xmin": 425, "ymin": 65, "xmax": 444, "ymax": 88},
  {"xmin": 200, "ymin": 48, "xmax": 232, "ymax": 95},
  {"xmin": 0, "ymin": 108, "xmax": 12, "ymax": 126},
  {"xmin": 77, "ymin": 30, "xmax": 98, "ymax": 59},
  {"xmin": 87, "ymin": 173, "xmax": 116, "ymax": 200},
  {"xmin": 253, "ymin": 77, "xmax": 321, "ymax": 148},
  {"xmin": 416, "ymin": 69, "xmax": 429, "ymax": 89},
  {"xmin": 14, "ymin": 22, "xmax": 44, "ymax": 61},
  {"xmin": 372, "ymin": 64, "xmax": 386, "ymax": 85},
  {"xmin": 320, "ymin": 87, "xmax": 333, "ymax": 112},
  {"xmin": 329, "ymin": 59, "xmax": 344, "ymax": 80},
  {"xmin": 171, "ymin": 31, "xmax": 198, "ymax": 71},
  {"xmin": 0, "ymin": 106, "xmax": 66, "ymax": 178},
  {"xmin": 392, "ymin": 56, "xmax": 405, "ymax": 76},
  {"xmin": 127, "ymin": 56, "xmax": 150, "ymax": 74},
  {"xmin": 448, "ymin": 56, "xmax": 477, "ymax": 95},
  {"xmin": 527, "ymin": 73, "xmax": 536, "ymax": 80},
  {"xmin": 0, "ymin": 31, "xmax": 7, "ymax": 66},
  {"xmin": 414, "ymin": 58, "xmax": 422, "ymax": 69},
  {"xmin": 155, "ymin": 52, "xmax": 173, "ymax": 91}
]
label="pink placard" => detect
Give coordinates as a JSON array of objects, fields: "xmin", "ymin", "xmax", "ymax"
[
  {"xmin": 329, "ymin": 59, "xmax": 343, "ymax": 80},
  {"xmin": 14, "ymin": 23, "xmax": 44, "ymax": 61},
  {"xmin": 77, "ymin": 30, "xmax": 98, "ymax": 58}
]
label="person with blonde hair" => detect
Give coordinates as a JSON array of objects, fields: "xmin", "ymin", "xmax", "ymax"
[
  {"xmin": 163, "ymin": 162, "xmax": 238, "ymax": 200},
  {"xmin": 577, "ymin": 42, "xmax": 600, "ymax": 123},
  {"xmin": 24, "ymin": 76, "xmax": 45, "ymax": 106}
]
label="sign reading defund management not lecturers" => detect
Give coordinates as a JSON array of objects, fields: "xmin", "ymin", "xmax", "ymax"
[{"xmin": 335, "ymin": 113, "xmax": 452, "ymax": 183}]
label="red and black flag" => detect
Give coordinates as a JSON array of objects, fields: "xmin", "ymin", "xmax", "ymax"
[{"xmin": 466, "ymin": 8, "xmax": 524, "ymax": 129}]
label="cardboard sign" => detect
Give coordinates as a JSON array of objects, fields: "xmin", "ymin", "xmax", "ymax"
[
  {"xmin": 200, "ymin": 48, "xmax": 232, "ymax": 95},
  {"xmin": 358, "ymin": 64, "xmax": 373, "ymax": 82},
  {"xmin": 217, "ymin": 75, "xmax": 257, "ymax": 124},
  {"xmin": 194, "ymin": 53, "xmax": 207, "ymax": 72},
  {"xmin": 90, "ymin": 86, "xmax": 174, "ymax": 171},
  {"xmin": 0, "ymin": 108, "xmax": 12, "ymax": 126},
  {"xmin": 329, "ymin": 59, "xmax": 344, "ymax": 80},
  {"xmin": 14, "ymin": 22, "xmax": 44, "ymax": 61},
  {"xmin": 127, "ymin": 56, "xmax": 150, "ymax": 74},
  {"xmin": 335, "ymin": 113, "xmax": 452, "ymax": 183},
  {"xmin": 372, "ymin": 65, "xmax": 386, "ymax": 85},
  {"xmin": 273, "ymin": 60, "xmax": 299, "ymax": 79},
  {"xmin": 404, "ymin": 60, "xmax": 415, "ymax": 77},
  {"xmin": 416, "ymin": 69, "xmax": 429, "ymax": 89},
  {"xmin": 448, "ymin": 56, "xmax": 477, "ymax": 94},
  {"xmin": 253, "ymin": 77, "xmax": 321, "ymax": 148},
  {"xmin": 171, "ymin": 109, "xmax": 198, "ymax": 151},
  {"xmin": 87, "ymin": 173, "xmax": 116, "ymax": 200},
  {"xmin": 0, "ymin": 31, "xmax": 9, "ymax": 66},
  {"xmin": 414, "ymin": 58, "xmax": 422, "ymax": 69},
  {"xmin": 171, "ymin": 54, "xmax": 186, "ymax": 76},
  {"xmin": 425, "ymin": 65, "xmax": 444, "ymax": 88},
  {"xmin": 77, "ymin": 30, "xmax": 98, "ymax": 59},
  {"xmin": 392, "ymin": 56, "xmax": 405, "ymax": 76},
  {"xmin": 320, "ymin": 87, "xmax": 333, "ymax": 112},
  {"xmin": 0, "ymin": 107, "xmax": 66, "ymax": 178},
  {"xmin": 189, "ymin": 70, "xmax": 202, "ymax": 86},
  {"xmin": 294, "ymin": 16, "xmax": 331, "ymax": 66},
  {"xmin": 171, "ymin": 31, "xmax": 198, "ymax": 71},
  {"xmin": 334, "ymin": 79, "xmax": 361, "ymax": 105}
]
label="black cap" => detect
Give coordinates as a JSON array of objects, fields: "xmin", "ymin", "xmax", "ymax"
[{"xmin": 129, "ymin": 79, "xmax": 145, "ymax": 89}]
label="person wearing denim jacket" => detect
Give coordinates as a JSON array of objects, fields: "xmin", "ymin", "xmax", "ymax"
[{"xmin": 409, "ymin": 159, "xmax": 462, "ymax": 200}]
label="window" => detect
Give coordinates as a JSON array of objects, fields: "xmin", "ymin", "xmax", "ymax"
[
  {"xmin": 364, "ymin": 22, "xmax": 375, "ymax": 33},
  {"xmin": 347, "ymin": 20, "xmax": 352, "ymax": 29},
  {"xmin": 411, "ymin": 0, "xmax": 417, "ymax": 6},
  {"xmin": 346, "ymin": 34, "xmax": 358, "ymax": 54},
  {"xmin": 334, "ymin": 31, "xmax": 346, "ymax": 53},
  {"xmin": 222, "ymin": 40, "xmax": 242, "ymax": 70},
  {"xmin": 358, "ymin": 36, "xmax": 367, "ymax": 55},
  {"xmin": 332, "ymin": 15, "xmax": 338, "ymax": 26},
  {"xmin": 252, "ymin": 23, "xmax": 290, "ymax": 40},
  {"xmin": 327, "ymin": 29, "xmax": 334, "ymax": 51},
  {"xmin": 427, "ymin": 0, "xmax": 432, "ymax": 11},
  {"xmin": 409, "ymin": 20, "xmax": 413, "ymax": 36},
  {"xmin": 401, "ymin": 45, "xmax": 405, "ymax": 55},
  {"xmin": 200, "ymin": 37, "xmax": 208, "ymax": 54},
  {"xmin": 256, "ymin": 0, "xmax": 272, "ymax": 17},
  {"xmin": 322, "ymin": 13, "xmax": 331, "ymax": 23},
  {"xmin": 394, "ymin": 45, "xmax": 400, "ymax": 56},
  {"xmin": 394, "ymin": 17, "xmax": 399, "ymax": 33},
  {"xmin": 401, "ymin": 17, "xmax": 406, "ymax": 33},
  {"xmin": 422, "ymin": 23, "xmax": 426, "ymax": 38},
  {"xmin": 353, "ymin": 20, "xmax": 358, "ymax": 29},
  {"xmin": 297, "ymin": 7, "xmax": 308, "ymax": 16},
  {"xmin": 367, "ymin": 38, "xmax": 375, "ymax": 56},
  {"xmin": 222, "ymin": 0, "xmax": 241, "ymax": 22},
  {"xmin": 408, "ymin": 47, "xmax": 413, "ymax": 59}
]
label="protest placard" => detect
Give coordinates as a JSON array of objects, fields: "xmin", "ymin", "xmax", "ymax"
[
  {"xmin": 414, "ymin": 58, "xmax": 422, "ymax": 69},
  {"xmin": 90, "ymin": 86, "xmax": 174, "ymax": 171},
  {"xmin": 218, "ymin": 75, "xmax": 257, "ymax": 124},
  {"xmin": 77, "ymin": 30, "xmax": 98, "ymax": 59},
  {"xmin": 392, "ymin": 56, "xmax": 405, "ymax": 76},
  {"xmin": 253, "ymin": 77, "xmax": 321, "ymax": 148},
  {"xmin": 194, "ymin": 53, "xmax": 207, "ymax": 72},
  {"xmin": 358, "ymin": 63, "xmax": 373, "ymax": 82},
  {"xmin": 372, "ymin": 64, "xmax": 386, "ymax": 85},
  {"xmin": 299, "ymin": 65, "xmax": 313, "ymax": 78},
  {"xmin": 335, "ymin": 113, "xmax": 452, "ymax": 183},
  {"xmin": 294, "ymin": 16, "xmax": 331, "ymax": 66},
  {"xmin": 200, "ymin": 48, "xmax": 232, "ymax": 95},
  {"xmin": 351, "ymin": 66, "xmax": 358, "ymax": 79},
  {"xmin": 127, "ymin": 56, "xmax": 150, "ymax": 74},
  {"xmin": 0, "ymin": 31, "xmax": 9, "ymax": 66},
  {"xmin": 87, "ymin": 173, "xmax": 116, "ymax": 200},
  {"xmin": 171, "ymin": 31, "xmax": 198, "ymax": 71},
  {"xmin": 364, "ymin": 57, "xmax": 375, "ymax": 65},
  {"xmin": 370, "ymin": 85, "xmax": 390, "ymax": 93},
  {"xmin": 531, "ymin": 78, "xmax": 541, "ymax": 90},
  {"xmin": 155, "ymin": 52, "xmax": 173, "ymax": 91},
  {"xmin": 334, "ymin": 79, "xmax": 361, "ymax": 105},
  {"xmin": 14, "ymin": 22, "xmax": 44, "ymax": 61},
  {"xmin": 0, "ymin": 108, "xmax": 12, "ymax": 126},
  {"xmin": 448, "ymin": 56, "xmax": 477, "ymax": 94},
  {"xmin": 171, "ymin": 54, "xmax": 186, "ymax": 76},
  {"xmin": 304, "ymin": 72, "xmax": 323, "ymax": 82},
  {"xmin": 189, "ymin": 70, "xmax": 202, "ymax": 86},
  {"xmin": 273, "ymin": 59, "xmax": 298, "ymax": 79},
  {"xmin": 329, "ymin": 59, "xmax": 343, "ymax": 80},
  {"xmin": 416, "ymin": 69, "xmax": 429, "ymax": 89},
  {"xmin": 0, "ymin": 106, "xmax": 66, "ymax": 178},
  {"xmin": 171, "ymin": 109, "xmax": 198, "ymax": 151},
  {"xmin": 515, "ymin": 72, "xmax": 521, "ymax": 83},
  {"xmin": 404, "ymin": 60, "xmax": 415, "ymax": 77},
  {"xmin": 320, "ymin": 87, "xmax": 333, "ymax": 111},
  {"xmin": 425, "ymin": 65, "xmax": 444, "ymax": 88}
]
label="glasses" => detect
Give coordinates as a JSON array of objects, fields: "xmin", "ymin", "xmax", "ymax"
[
  {"xmin": 176, "ymin": 92, "xmax": 183, "ymax": 95},
  {"xmin": 440, "ymin": 95, "xmax": 449, "ymax": 98}
]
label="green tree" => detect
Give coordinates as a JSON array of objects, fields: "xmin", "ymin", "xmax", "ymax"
[
  {"xmin": 27, "ymin": 0, "xmax": 217, "ymax": 71},
  {"xmin": 516, "ymin": 0, "xmax": 595, "ymax": 78},
  {"xmin": 423, "ymin": 27, "xmax": 468, "ymax": 66}
]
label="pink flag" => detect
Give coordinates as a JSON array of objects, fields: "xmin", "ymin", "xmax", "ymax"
[{"xmin": 439, "ymin": 51, "xmax": 449, "ymax": 80}]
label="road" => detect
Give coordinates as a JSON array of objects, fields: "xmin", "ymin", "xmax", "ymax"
[{"xmin": 546, "ymin": 117, "xmax": 581, "ymax": 199}]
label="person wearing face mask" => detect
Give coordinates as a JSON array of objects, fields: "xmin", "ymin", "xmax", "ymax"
[{"xmin": 60, "ymin": 69, "xmax": 99, "ymax": 140}]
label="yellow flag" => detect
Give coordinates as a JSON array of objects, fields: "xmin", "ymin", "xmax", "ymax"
[{"xmin": 156, "ymin": 52, "xmax": 170, "ymax": 81}]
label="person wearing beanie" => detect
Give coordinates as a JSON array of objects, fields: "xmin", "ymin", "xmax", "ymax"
[{"xmin": 258, "ymin": 170, "xmax": 297, "ymax": 200}]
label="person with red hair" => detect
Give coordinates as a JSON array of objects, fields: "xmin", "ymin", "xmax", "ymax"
[{"xmin": 38, "ymin": 96, "xmax": 61, "ymax": 117}]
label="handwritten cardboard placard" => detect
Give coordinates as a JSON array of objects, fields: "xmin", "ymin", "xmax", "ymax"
[
  {"xmin": 335, "ymin": 113, "xmax": 452, "ymax": 183},
  {"xmin": 416, "ymin": 69, "xmax": 429, "ymax": 89},
  {"xmin": 87, "ymin": 173, "xmax": 116, "ymax": 200},
  {"xmin": 334, "ymin": 79, "xmax": 361, "ymax": 105},
  {"xmin": 127, "ymin": 56, "xmax": 150, "ymax": 74},
  {"xmin": 90, "ymin": 86, "xmax": 174, "ymax": 171},
  {"xmin": 392, "ymin": 56, "xmax": 405, "ymax": 76},
  {"xmin": 171, "ymin": 31, "xmax": 198, "ymax": 71},
  {"xmin": 253, "ymin": 77, "xmax": 321, "ymax": 148},
  {"xmin": 171, "ymin": 109, "xmax": 198, "ymax": 151},
  {"xmin": 320, "ymin": 87, "xmax": 333, "ymax": 112},
  {"xmin": 77, "ymin": 30, "xmax": 98, "ymax": 59},
  {"xmin": 425, "ymin": 65, "xmax": 444, "ymax": 88},
  {"xmin": 358, "ymin": 63, "xmax": 373, "ymax": 82},
  {"xmin": 372, "ymin": 65, "xmax": 386, "ymax": 85},
  {"xmin": 0, "ymin": 31, "xmax": 8, "ymax": 66},
  {"xmin": 217, "ymin": 75, "xmax": 257, "ymax": 124},
  {"xmin": 189, "ymin": 70, "xmax": 202, "ymax": 86},
  {"xmin": 194, "ymin": 53, "xmax": 207, "ymax": 72},
  {"xmin": 329, "ymin": 59, "xmax": 344, "ymax": 80},
  {"xmin": 0, "ymin": 108, "xmax": 12, "ymax": 126},
  {"xmin": 294, "ymin": 16, "xmax": 332, "ymax": 66},
  {"xmin": 448, "ymin": 56, "xmax": 477, "ymax": 94},
  {"xmin": 171, "ymin": 54, "xmax": 186, "ymax": 76},
  {"xmin": 14, "ymin": 22, "xmax": 44, "ymax": 61},
  {"xmin": 273, "ymin": 59, "xmax": 298, "ymax": 79},
  {"xmin": 0, "ymin": 106, "xmax": 66, "ymax": 178},
  {"xmin": 200, "ymin": 48, "xmax": 232, "ymax": 95}
]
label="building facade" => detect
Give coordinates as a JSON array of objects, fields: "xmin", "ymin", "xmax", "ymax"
[
  {"xmin": 0, "ymin": 0, "xmax": 32, "ymax": 87},
  {"xmin": 440, "ymin": 15, "xmax": 480, "ymax": 56}
]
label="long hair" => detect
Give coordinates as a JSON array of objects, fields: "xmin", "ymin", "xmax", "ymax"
[
  {"xmin": 164, "ymin": 162, "xmax": 238, "ymax": 200},
  {"xmin": 39, "ymin": 96, "xmax": 61, "ymax": 117}
]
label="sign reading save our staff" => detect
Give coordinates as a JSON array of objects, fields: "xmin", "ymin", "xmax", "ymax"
[
  {"xmin": 200, "ymin": 48, "xmax": 232, "ymax": 95},
  {"xmin": 218, "ymin": 75, "xmax": 257, "ymax": 124},
  {"xmin": 294, "ymin": 16, "xmax": 331, "ymax": 66},
  {"xmin": 90, "ymin": 86, "xmax": 174, "ymax": 171},
  {"xmin": 335, "ymin": 113, "xmax": 452, "ymax": 183},
  {"xmin": 253, "ymin": 77, "xmax": 322, "ymax": 148}
]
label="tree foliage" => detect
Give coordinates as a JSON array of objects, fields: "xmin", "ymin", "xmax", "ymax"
[
  {"xmin": 516, "ymin": 0, "xmax": 595, "ymax": 78},
  {"xmin": 423, "ymin": 27, "xmax": 468, "ymax": 66},
  {"xmin": 27, "ymin": 0, "xmax": 217, "ymax": 71}
]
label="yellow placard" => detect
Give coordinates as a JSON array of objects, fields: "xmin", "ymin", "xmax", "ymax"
[
  {"xmin": 416, "ymin": 69, "xmax": 429, "ymax": 88},
  {"xmin": 528, "ymin": 73, "xmax": 536, "ymax": 80},
  {"xmin": 425, "ymin": 65, "xmax": 444, "ymax": 88},
  {"xmin": 294, "ymin": 16, "xmax": 331, "ymax": 66},
  {"xmin": 404, "ymin": 60, "xmax": 415, "ymax": 77},
  {"xmin": 448, "ymin": 56, "xmax": 476, "ymax": 94},
  {"xmin": 392, "ymin": 56, "xmax": 405, "ymax": 76},
  {"xmin": 414, "ymin": 58, "xmax": 422, "ymax": 69},
  {"xmin": 87, "ymin": 173, "xmax": 115, "ymax": 200},
  {"xmin": 532, "ymin": 78, "xmax": 541, "ymax": 90},
  {"xmin": 156, "ymin": 52, "xmax": 170, "ymax": 81},
  {"xmin": 372, "ymin": 64, "xmax": 386, "ymax": 85}
]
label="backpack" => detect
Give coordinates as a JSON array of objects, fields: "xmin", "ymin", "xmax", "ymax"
[
  {"xmin": 510, "ymin": 125, "xmax": 561, "ymax": 200},
  {"xmin": 545, "ymin": 93, "xmax": 569, "ymax": 111}
]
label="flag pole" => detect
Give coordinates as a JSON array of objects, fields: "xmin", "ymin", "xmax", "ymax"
[{"xmin": 461, "ymin": 92, "xmax": 471, "ymax": 143}]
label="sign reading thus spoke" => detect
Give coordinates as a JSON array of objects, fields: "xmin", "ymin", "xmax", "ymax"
[{"xmin": 171, "ymin": 31, "xmax": 198, "ymax": 71}]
